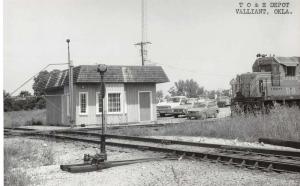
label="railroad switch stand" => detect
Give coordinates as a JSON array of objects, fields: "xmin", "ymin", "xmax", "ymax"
[
  {"xmin": 60, "ymin": 155, "xmax": 176, "ymax": 173},
  {"xmin": 84, "ymin": 153, "xmax": 107, "ymax": 164}
]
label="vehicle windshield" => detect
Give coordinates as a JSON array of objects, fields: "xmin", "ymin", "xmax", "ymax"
[
  {"xmin": 168, "ymin": 97, "xmax": 181, "ymax": 103},
  {"xmin": 193, "ymin": 103, "xmax": 206, "ymax": 108},
  {"xmin": 186, "ymin": 100, "xmax": 193, "ymax": 104}
]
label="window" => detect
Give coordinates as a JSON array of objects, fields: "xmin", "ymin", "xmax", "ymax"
[
  {"xmin": 79, "ymin": 92, "xmax": 88, "ymax": 114},
  {"xmin": 286, "ymin": 66, "xmax": 296, "ymax": 76},
  {"xmin": 108, "ymin": 93, "xmax": 121, "ymax": 113},
  {"xmin": 96, "ymin": 92, "xmax": 103, "ymax": 114}
]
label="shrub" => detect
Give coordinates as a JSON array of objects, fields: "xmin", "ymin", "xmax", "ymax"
[
  {"xmin": 110, "ymin": 105, "xmax": 300, "ymax": 142},
  {"xmin": 4, "ymin": 109, "xmax": 46, "ymax": 128},
  {"xmin": 4, "ymin": 139, "xmax": 55, "ymax": 186}
]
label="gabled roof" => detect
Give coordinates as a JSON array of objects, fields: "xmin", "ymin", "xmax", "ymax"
[{"xmin": 45, "ymin": 65, "xmax": 169, "ymax": 90}]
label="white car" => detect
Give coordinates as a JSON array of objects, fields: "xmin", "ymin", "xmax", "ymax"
[
  {"xmin": 187, "ymin": 100, "xmax": 219, "ymax": 119},
  {"xmin": 156, "ymin": 96, "xmax": 187, "ymax": 117}
]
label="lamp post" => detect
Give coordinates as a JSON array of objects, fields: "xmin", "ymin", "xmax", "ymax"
[{"xmin": 97, "ymin": 64, "xmax": 107, "ymax": 160}]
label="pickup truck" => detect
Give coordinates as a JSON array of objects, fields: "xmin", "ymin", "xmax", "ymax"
[{"xmin": 156, "ymin": 96, "xmax": 187, "ymax": 117}]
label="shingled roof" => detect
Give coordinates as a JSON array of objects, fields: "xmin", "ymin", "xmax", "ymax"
[{"xmin": 45, "ymin": 65, "xmax": 169, "ymax": 90}]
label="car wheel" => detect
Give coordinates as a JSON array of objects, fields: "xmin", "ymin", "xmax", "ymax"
[{"xmin": 159, "ymin": 113, "xmax": 165, "ymax": 117}]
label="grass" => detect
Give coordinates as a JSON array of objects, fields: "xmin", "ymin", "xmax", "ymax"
[
  {"xmin": 4, "ymin": 109, "xmax": 46, "ymax": 128},
  {"xmin": 4, "ymin": 139, "xmax": 55, "ymax": 186},
  {"xmin": 109, "ymin": 105, "xmax": 300, "ymax": 142}
]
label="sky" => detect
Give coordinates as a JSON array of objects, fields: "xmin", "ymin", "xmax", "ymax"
[{"xmin": 3, "ymin": 0, "xmax": 300, "ymax": 96}]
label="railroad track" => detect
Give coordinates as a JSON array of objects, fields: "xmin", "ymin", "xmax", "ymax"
[{"xmin": 5, "ymin": 129, "xmax": 300, "ymax": 173}]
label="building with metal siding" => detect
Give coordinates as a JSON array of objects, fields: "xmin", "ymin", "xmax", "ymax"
[{"xmin": 44, "ymin": 65, "xmax": 169, "ymax": 126}]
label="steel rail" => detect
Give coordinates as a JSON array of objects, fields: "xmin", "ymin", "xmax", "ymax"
[
  {"xmin": 51, "ymin": 130, "xmax": 300, "ymax": 157},
  {"xmin": 259, "ymin": 138, "xmax": 300, "ymax": 149},
  {"xmin": 16, "ymin": 131, "xmax": 300, "ymax": 173}
]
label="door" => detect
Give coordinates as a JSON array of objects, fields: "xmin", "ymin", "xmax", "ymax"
[{"xmin": 139, "ymin": 92, "xmax": 151, "ymax": 121}]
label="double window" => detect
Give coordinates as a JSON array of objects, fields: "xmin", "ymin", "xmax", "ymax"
[
  {"xmin": 79, "ymin": 92, "xmax": 88, "ymax": 115},
  {"xmin": 79, "ymin": 91, "xmax": 123, "ymax": 115}
]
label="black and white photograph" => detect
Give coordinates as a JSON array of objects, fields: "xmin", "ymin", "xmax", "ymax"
[{"xmin": 2, "ymin": 0, "xmax": 300, "ymax": 185}]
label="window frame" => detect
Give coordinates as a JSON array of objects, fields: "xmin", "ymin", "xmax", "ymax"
[
  {"xmin": 107, "ymin": 91, "xmax": 123, "ymax": 114},
  {"xmin": 79, "ymin": 92, "xmax": 88, "ymax": 115},
  {"xmin": 96, "ymin": 92, "xmax": 103, "ymax": 115},
  {"xmin": 286, "ymin": 66, "xmax": 296, "ymax": 77}
]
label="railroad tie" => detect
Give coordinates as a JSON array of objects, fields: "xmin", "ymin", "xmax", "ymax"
[
  {"xmin": 212, "ymin": 156, "xmax": 221, "ymax": 163},
  {"xmin": 248, "ymin": 161, "xmax": 259, "ymax": 170},
  {"xmin": 235, "ymin": 160, "xmax": 246, "ymax": 168},
  {"xmin": 264, "ymin": 163, "xmax": 273, "ymax": 172},
  {"xmin": 202, "ymin": 155, "xmax": 208, "ymax": 161},
  {"xmin": 223, "ymin": 158, "xmax": 233, "ymax": 165}
]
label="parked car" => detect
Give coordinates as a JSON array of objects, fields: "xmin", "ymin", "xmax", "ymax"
[
  {"xmin": 217, "ymin": 96, "xmax": 231, "ymax": 107},
  {"xmin": 156, "ymin": 96, "xmax": 187, "ymax": 117},
  {"xmin": 187, "ymin": 100, "xmax": 219, "ymax": 119},
  {"xmin": 171, "ymin": 98, "xmax": 198, "ymax": 118}
]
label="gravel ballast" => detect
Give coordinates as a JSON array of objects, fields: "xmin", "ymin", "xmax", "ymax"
[{"xmin": 4, "ymin": 137, "xmax": 300, "ymax": 186}]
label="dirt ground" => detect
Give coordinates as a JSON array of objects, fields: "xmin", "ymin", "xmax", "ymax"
[{"xmin": 4, "ymin": 137, "xmax": 300, "ymax": 186}]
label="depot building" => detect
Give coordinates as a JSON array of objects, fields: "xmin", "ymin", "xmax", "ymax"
[{"xmin": 44, "ymin": 65, "xmax": 169, "ymax": 126}]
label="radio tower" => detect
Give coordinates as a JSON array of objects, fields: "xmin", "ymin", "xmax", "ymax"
[{"xmin": 135, "ymin": 0, "xmax": 151, "ymax": 66}]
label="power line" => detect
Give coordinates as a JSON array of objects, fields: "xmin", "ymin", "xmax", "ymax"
[
  {"xmin": 149, "ymin": 60, "xmax": 234, "ymax": 78},
  {"xmin": 10, "ymin": 63, "xmax": 68, "ymax": 96}
]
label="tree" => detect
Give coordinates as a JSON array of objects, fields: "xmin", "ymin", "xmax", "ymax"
[
  {"xmin": 222, "ymin": 89, "xmax": 230, "ymax": 97},
  {"xmin": 35, "ymin": 97, "xmax": 46, "ymax": 109},
  {"xmin": 19, "ymin": 90, "xmax": 31, "ymax": 98},
  {"xmin": 168, "ymin": 79, "xmax": 204, "ymax": 98},
  {"xmin": 156, "ymin": 90, "xmax": 164, "ymax": 103},
  {"xmin": 164, "ymin": 95, "xmax": 171, "ymax": 101},
  {"xmin": 206, "ymin": 90, "xmax": 216, "ymax": 99},
  {"xmin": 184, "ymin": 79, "xmax": 204, "ymax": 98},
  {"xmin": 4, "ymin": 90, "xmax": 13, "ymax": 112},
  {"xmin": 33, "ymin": 70, "xmax": 50, "ymax": 96}
]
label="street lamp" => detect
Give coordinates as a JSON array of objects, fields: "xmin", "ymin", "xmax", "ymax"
[{"xmin": 97, "ymin": 64, "xmax": 107, "ymax": 161}]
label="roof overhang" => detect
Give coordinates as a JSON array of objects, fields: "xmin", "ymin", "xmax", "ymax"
[
  {"xmin": 280, "ymin": 62, "xmax": 298, "ymax": 67},
  {"xmin": 275, "ymin": 57, "xmax": 300, "ymax": 67}
]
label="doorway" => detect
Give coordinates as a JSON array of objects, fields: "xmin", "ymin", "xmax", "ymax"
[{"xmin": 139, "ymin": 91, "xmax": 151, "ymax": 121}]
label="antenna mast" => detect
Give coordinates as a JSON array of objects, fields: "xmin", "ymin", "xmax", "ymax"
[{"xmin": 135, "ymin": 0, "xmax": 151, "ymax": 66}]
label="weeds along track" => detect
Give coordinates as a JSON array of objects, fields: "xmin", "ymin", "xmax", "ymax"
[{"xmin": 5, "ymin": 129, "xmax": 300, "ymax": 173}]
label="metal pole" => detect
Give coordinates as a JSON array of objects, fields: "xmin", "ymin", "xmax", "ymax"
[
  {"xmin": 141, "ymin": 43, "xmax": 144, "ymax": 66},
  {"xmin": 66, "ymin": 39, "xmax": 74, "ymax": 126},
  {"xmin": 100, "ymin": 75, "xmax": 106, "ymax": 154}
]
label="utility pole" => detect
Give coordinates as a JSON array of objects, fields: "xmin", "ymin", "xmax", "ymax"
[
  {"xmin": 135, "ymin": 41, "xmax": 151, "ymax": 66},
  {"xmin": 135, "ymin": 0, "xmax": 151, "ymax": 66},
  {"xmin": 66, "ymin": 39, "xmax": 74, "ymax": 127}
]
